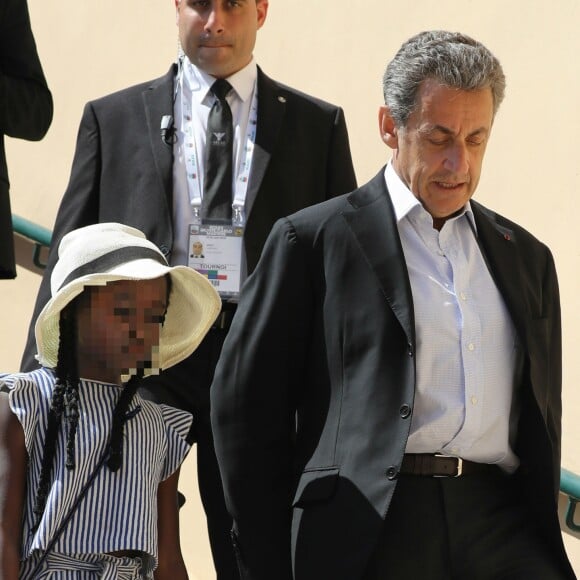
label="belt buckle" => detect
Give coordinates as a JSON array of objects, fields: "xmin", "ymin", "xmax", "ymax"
[{"xmin": 434, "ymin": 453, "xmax": 463, "ymax": 477}]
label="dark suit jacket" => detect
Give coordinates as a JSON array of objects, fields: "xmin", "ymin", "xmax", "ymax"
[
  {"xmin": 0, "ymin": 0, "xmax": 52, "ymax": 278},
  {"xmin": 21, "ymin": 64, "xmax": 356, "ymax": 369},
  {"xmin": 211, "ymin": 170, "xmax": 574, "ymax": 580}
]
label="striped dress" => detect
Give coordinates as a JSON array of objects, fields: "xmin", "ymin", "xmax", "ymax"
[{"xmin": 1, "ymin": 368, "xmax": 192, "ymax": 579}]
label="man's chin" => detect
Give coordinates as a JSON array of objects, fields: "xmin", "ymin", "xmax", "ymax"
[{"xmin": 196, "ymin": 51, "xmax": 232, "ymax": 72}]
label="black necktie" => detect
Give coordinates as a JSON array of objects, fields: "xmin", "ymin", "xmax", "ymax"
[{"xmin": 203, "ymin": 79, "xmax": 233, "ymax": 222}]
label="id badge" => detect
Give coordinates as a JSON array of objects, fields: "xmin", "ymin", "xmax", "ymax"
[{"xmin": 188, "ymin": 223, "xmax": 244, "ymax": 298}]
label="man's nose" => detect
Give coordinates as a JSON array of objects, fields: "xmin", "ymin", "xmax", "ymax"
[
  {"xmin": 204, "ymin": 5, "xmax": 225, "ymax": 33},
  {"xmin": 444, "ymin": 143, "xmax": 469, "ymax": 175}
]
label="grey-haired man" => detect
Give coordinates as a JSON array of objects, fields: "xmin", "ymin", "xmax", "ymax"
[{"xmin": 211, "ymin": 31, "xmax": 576, "ymax": 579}]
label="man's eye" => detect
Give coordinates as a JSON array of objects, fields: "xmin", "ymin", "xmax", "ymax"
[{"xmin": 428, "ymin": 138, "xmax": 448, "ymax": 146}]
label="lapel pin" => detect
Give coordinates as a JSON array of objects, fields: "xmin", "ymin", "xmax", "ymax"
[
  {"xmin": 278, "ymin": 96, "xmax": 287, "ymax": 103},
  {"xmin": 504, "ymin": 233, "xmax": 511, "ymax": 241}
]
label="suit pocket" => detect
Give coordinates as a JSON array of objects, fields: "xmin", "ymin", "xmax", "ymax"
[{"xmin": 292, "ymin": 467, "xmax": 340, "ymax": 508}]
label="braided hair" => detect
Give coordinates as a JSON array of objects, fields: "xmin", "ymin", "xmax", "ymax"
[
  {"xmin": 31, "ymin": 300, "xmax": 80, "ymax": 530},
  {"xmin": 106, "ymin": 371, "xmax": 142, "ymax": 472}
]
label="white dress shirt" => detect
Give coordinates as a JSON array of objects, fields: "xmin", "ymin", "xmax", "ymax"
[
  {"xmin": 171, "ymin": 57, "xmax": 258, "ymax": 266},
  {"xmin": 385, "ymin": 163, "xmax": 522, "ymax": 472}
]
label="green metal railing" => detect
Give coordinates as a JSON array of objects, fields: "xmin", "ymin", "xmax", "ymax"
[
  {"xmin": 9, "ymin": 214, "xmax": 580, "ymax": 534},
  {"xmin": 12, "ymin": 214, "xmax": 52, "ymax": 269},
  {"xmin": 561, "ymin": 468, "xmax": 580, "ymax": 533}
]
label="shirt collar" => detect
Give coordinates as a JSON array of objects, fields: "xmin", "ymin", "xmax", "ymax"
[
  {"xmin": 384, "ymin": 161, "xmax": 476, "ymax": 232},
  {"xmin": 183, "ymin": 56, "xmax": 257, "ymax": 105}
]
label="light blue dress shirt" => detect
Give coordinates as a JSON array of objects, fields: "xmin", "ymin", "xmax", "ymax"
[{"xmin": 385, "ymin": 163, "xmax": 522, "ymax": 472}]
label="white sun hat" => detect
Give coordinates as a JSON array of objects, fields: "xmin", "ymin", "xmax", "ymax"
[{"xmin": 35, "ymin": 223, "xmax": 221, "ymax": 372}]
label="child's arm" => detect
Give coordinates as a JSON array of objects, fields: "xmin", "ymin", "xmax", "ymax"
[
  {"xmin": 0, "ymin": 393, "xmax": 27, "ymax": 580},
  {"xmin": 155, "ymin": 467, "xmax": 189, "ymax": 580}
]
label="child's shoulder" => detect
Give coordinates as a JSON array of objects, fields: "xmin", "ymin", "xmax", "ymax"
[
  {"xmin": 0, "ymin": 367, "xmax": 55, "ymax": 400},
  {"xmin": 1, "ymin": 369, "xmax": 55, "ymax": 431},
  {"xmin": 138, "ymin": 399, "xmax": 193, "ymax": 440},
  {"xmin": 142, "ymin": 400, "xmax": 192, "ymax": 423}
]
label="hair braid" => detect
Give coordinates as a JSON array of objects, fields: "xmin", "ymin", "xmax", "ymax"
[
  {"xmin": 59, "ymin": 307, "xmax": 81, "ymax": 470},
  {"xmin": 106, "ymin": 372, "xmax": 143, "ymax": 472},
  {"xmin": 64, "ymin": 386, "xmax": 80, "ymax": 470},
  {"xmin": 31, "ymin": 307, "xmax": 78, "ymax": 530}
]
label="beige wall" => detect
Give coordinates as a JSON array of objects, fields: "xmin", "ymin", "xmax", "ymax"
[{"xmin": 2, "ymin": 0, "xmax": 579, "ymax": 577}]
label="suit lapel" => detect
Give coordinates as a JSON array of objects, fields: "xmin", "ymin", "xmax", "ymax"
[
  {"xmin": 340, "ymin": 181, "xmax": 534, "ymax": 379},
  {"xmin": 142, "ymin": 66, "xmax": 175, "ymax": 210},
  {"xmin": 245, "ymin": 68, "xmax": 286, "ymax": 220},
  {"xmin": 341, "ymin": 171, "xmax": 415, "ymax": 342},
  {"xmin": 471, "ymin": 202, "xmax": 529, "ymax": 348},
  {"xmin": 340, "ymin": 184, "xmax": 530, "ymax": 350}
]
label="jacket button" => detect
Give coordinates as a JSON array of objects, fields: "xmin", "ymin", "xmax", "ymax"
[
  {"xmin": 386, "ymin": 466, "xmax": 398, "ymax": 480},
  {"xmin": 407, "ymin": 343, "xmax": 414, "ymax": 357},
  {"xmin": 399, "ymin": 404, "xmax": 411, "ymax": 419}
]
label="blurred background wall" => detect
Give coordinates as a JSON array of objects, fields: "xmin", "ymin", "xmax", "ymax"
[{"xmin": 2, "ymin": 0, "xmax": 579, "ymax": 577}]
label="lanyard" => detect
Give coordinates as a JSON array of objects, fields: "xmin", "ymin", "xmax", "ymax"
[{"xmin": 179, "ymin": 61, "xmax": 258, "ymax": 226}]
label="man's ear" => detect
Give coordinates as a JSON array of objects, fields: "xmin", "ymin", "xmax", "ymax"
[
  {"xmin": 257, "ymin": 0, "xmax": 269, "ymax": 29},
  {"xmin": 379, "ymin": 106, "xmax": 398, "ymax": 150},
  {"xmin": 175, "ymin": 0, "xmax": 180, "ymax": 25}
]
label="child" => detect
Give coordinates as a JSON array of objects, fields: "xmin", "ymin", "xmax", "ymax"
[{"xmin": 0, "ymin": 223, "xmax": 221, "ymax": 579}]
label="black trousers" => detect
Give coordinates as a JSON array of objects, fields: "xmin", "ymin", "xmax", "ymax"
[
  {"xmin": 363, "ymin": 470, "xmax": 574, "ymax": 580},
  {"xmin": 140, "ymin": 324, "xmax": 238, "ymax": 580}
]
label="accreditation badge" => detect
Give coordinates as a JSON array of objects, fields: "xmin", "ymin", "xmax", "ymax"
[{"xmin": 188, "ymin": 223, "xmax": 244, "ymax": 298}]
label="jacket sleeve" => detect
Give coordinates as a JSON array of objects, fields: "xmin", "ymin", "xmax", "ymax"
[
  {"xmin": 543, "ymin": 247, "xmax": 563, "ymax": 499},
  {"xmin": 20, "ymin": 102, "xmax": 101, "ymax": 371},
  {"xmin": 0, "ymin": 0, "xmax": 52, "ymax": 140},
  {"xmin": 211, "ymin": 217, "xmax": 313, "ymax": 580}
]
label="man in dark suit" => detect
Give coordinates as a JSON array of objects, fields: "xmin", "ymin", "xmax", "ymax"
[
  {"xmin": 211, "ymin": 31, "xmax": 576, "ymax": 579},
  {"xmin": 21, "ymin": 1, "xmax": 356, "ymax": 577},
  {"xmin": 0, "ymin": 0, "xmax": 52, "ymax": 279}
]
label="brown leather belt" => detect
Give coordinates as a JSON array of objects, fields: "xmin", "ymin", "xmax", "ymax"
[{"xmin": 400, "ymin": 454, "xmax": 500, "ymax": 477}]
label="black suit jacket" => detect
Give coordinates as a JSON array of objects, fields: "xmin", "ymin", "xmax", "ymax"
[
  {"xmin": 0, "ymin": 0, "xmax": 52, "ymax": 278},
  {"xmin": 21, "ymin": 64, "xmax": 356, "ymax": 368},
  {"xmin": 211, "ymin": 170, "xmax": 574, "ymax": 579}
]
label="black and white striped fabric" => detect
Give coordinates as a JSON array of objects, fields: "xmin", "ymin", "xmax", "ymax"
[
  {"xmin": 1, "ymin": 368, "xmax": 192, "ymax": 576},
  {"xmin": 19, "ymin": 551, "xmax": 152, "ymax": 579}
]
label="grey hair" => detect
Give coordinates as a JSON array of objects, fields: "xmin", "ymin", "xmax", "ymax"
[{"xmin": 383, "ymin": 30, "xmax": 506, "ymax": 127}]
